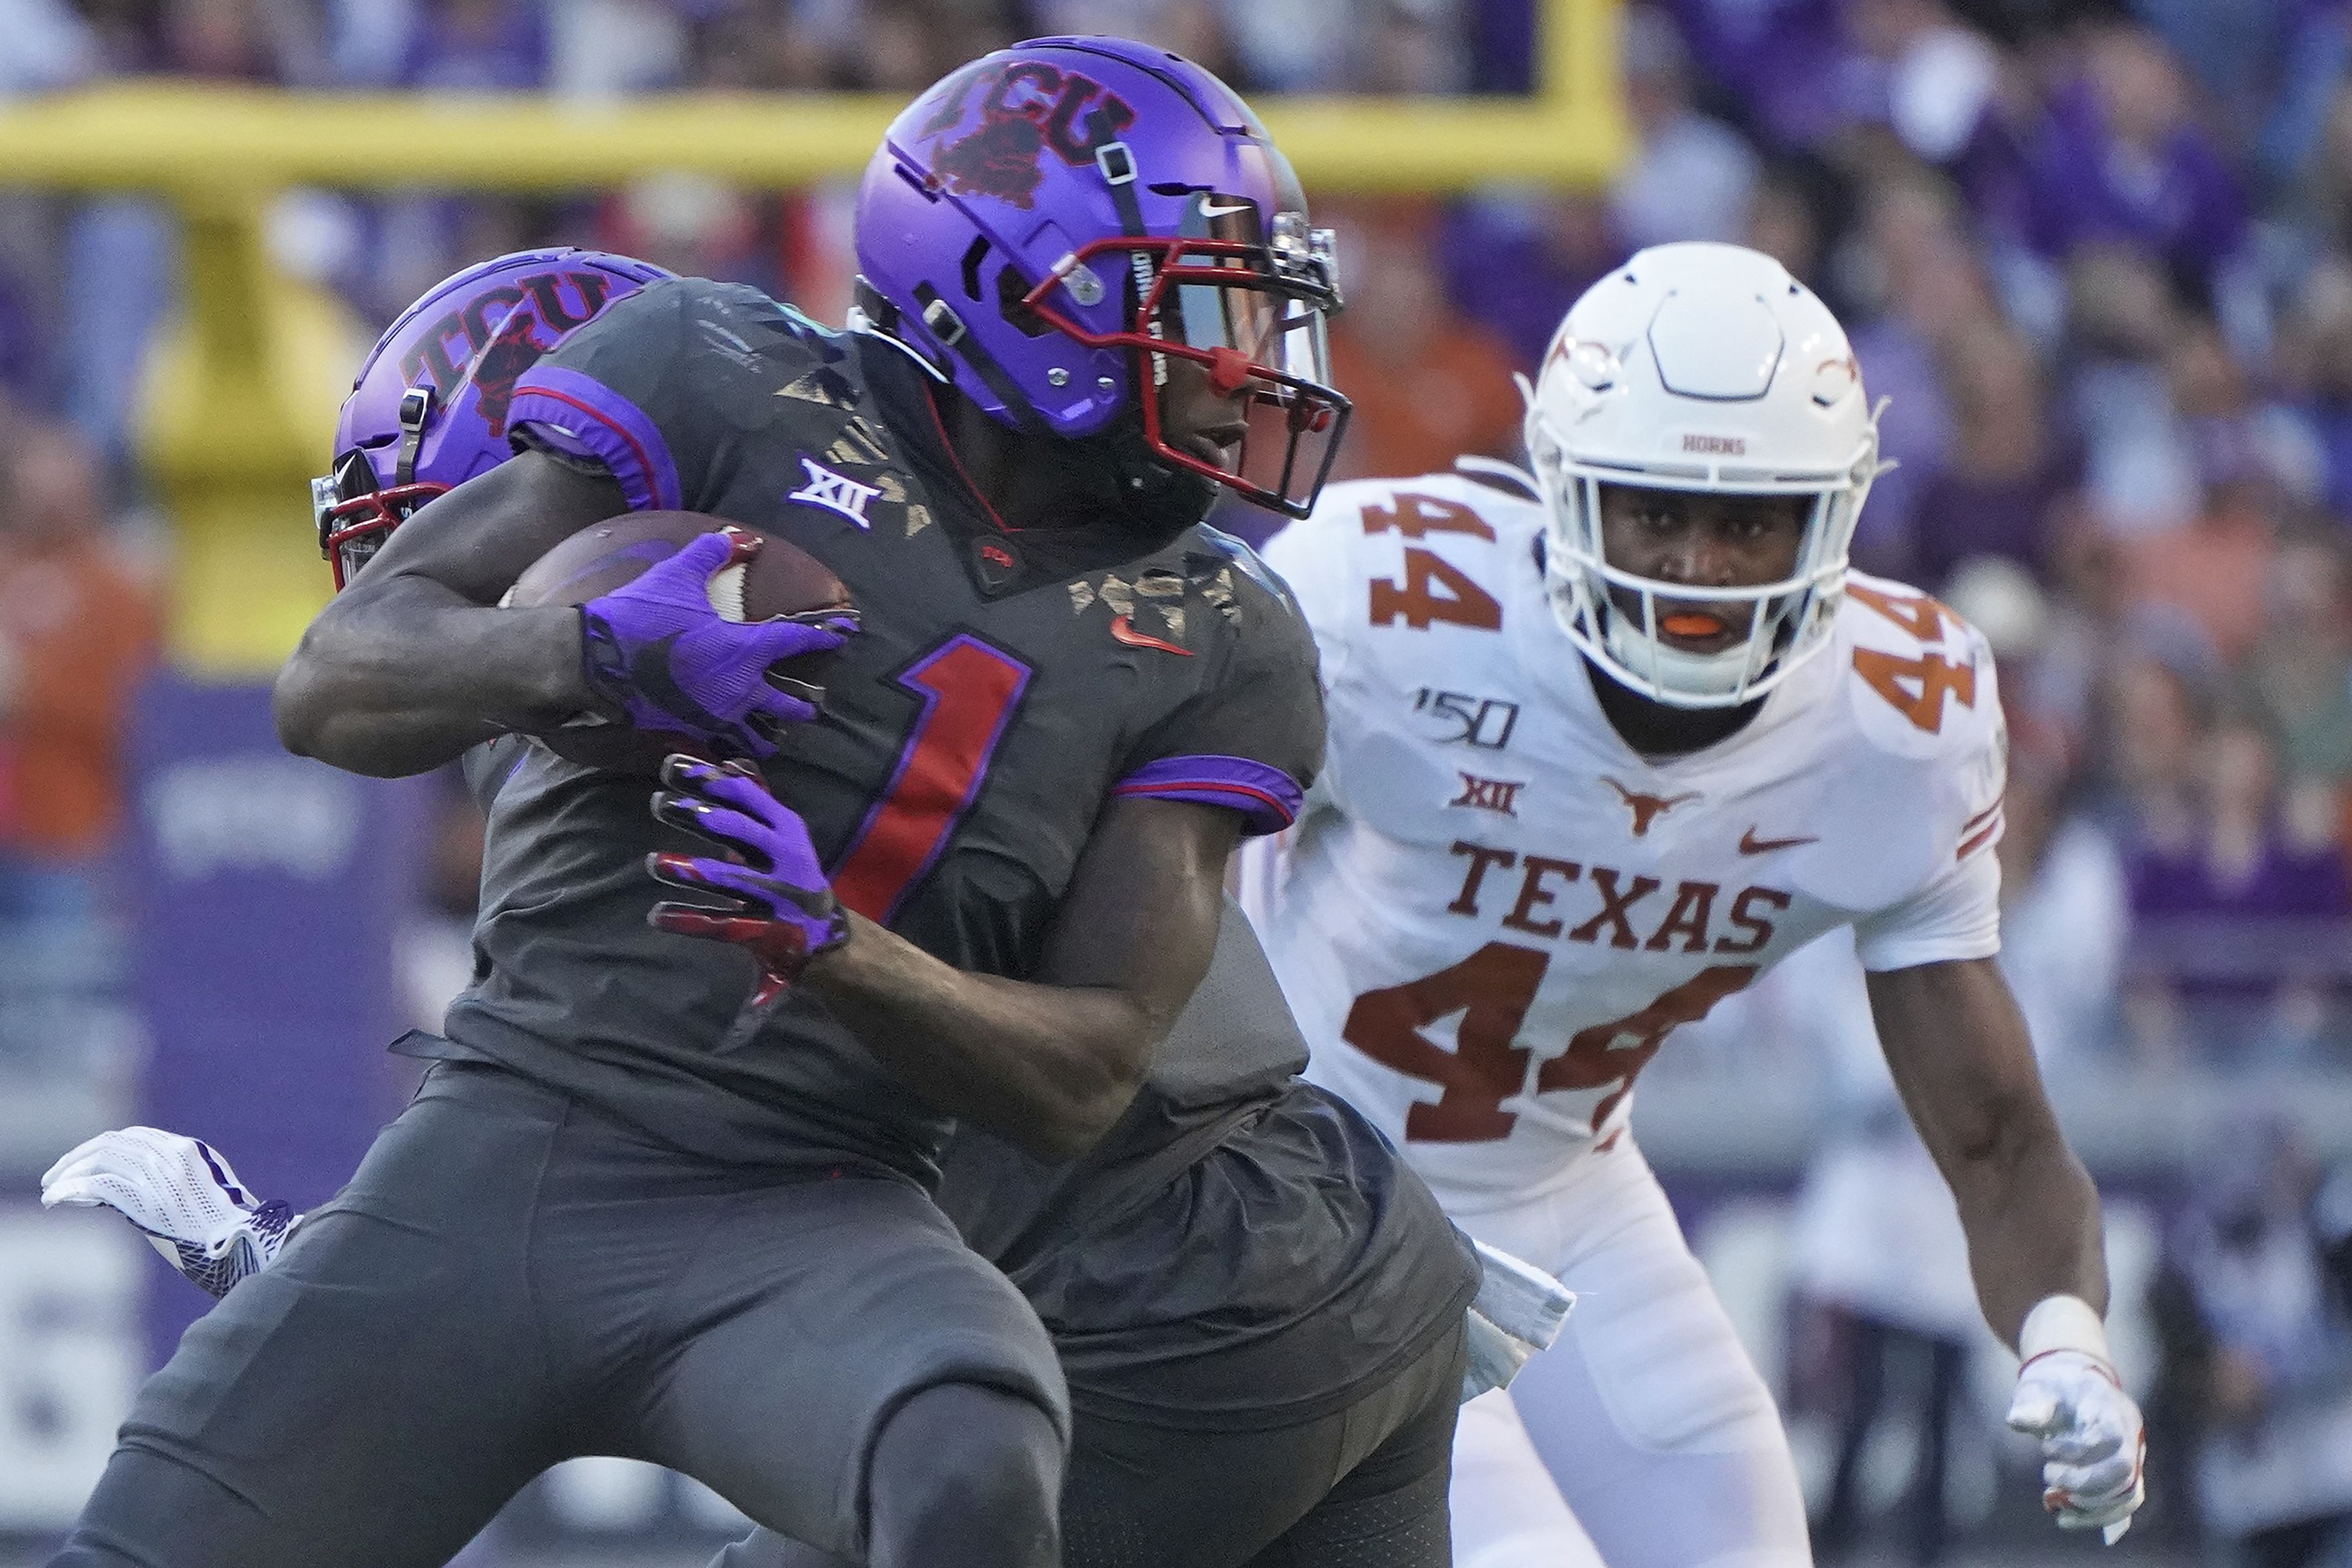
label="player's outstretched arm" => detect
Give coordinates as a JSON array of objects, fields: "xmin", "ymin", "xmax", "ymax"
[
  {"xmin": 649, "ymin": 757, "xmax": 1235, "ymax": 1160},
  {"xmin": 1868, "ymin": 956, "xmax": 2146, "ymax": 1539},
  {"xmin": 273, "ymin": 451, "xmax": 624, "ymax": 777}
]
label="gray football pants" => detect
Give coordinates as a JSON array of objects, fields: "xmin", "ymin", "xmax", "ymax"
[
  {"xmin": 712, "ymin": 1316, "xmax": 1467, "ymax": 1568},
  {"xmin": 49, "ymin": 1061, "xmax": 1068, "ymax": 1568}
]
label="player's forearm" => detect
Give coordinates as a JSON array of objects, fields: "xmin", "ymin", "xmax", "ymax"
[
  {"xmin": 805, "ymin": 914, "xmax": 1159, "ymax": 1161},
  {"xmin": 1946, "ymin": 1105, "xmax": 2109, "ymax": 1350},
  {"xmin": 275, "ymin": 577, "xmax": 589, "ymax": 777},
  {"xmin": 1867, "ymin": 958, "xmax": 2111, "ymax": 1349}
]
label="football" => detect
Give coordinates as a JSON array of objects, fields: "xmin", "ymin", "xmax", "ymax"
[{"xmin": 506, "ymin": 510, "xmax": 855, "ymax": 774}]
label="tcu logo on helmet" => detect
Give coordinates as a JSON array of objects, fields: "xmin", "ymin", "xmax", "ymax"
[
  {"xmin": 467, "ymin": 311, "xmax": 551, "ymax": 436},
  {"xmin": 912, "ymin": 60, "xmax": 1137, "ymax": 209},
  {"xmin": 397, "ymin": 269, "xmax": 618, "ymax": 434}
]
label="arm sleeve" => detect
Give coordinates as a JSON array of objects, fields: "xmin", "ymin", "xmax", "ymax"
[
  {"xmin": 1111, "ymin": 569, "xmax": 1326, "ymax": 837},
  {"xmin": 505, "ymin": 278, "xmax": 738, "ymax": 515},
  {"xmin": 1852, "ymin": 844, "xmax": 2003, "ymax": 971}
]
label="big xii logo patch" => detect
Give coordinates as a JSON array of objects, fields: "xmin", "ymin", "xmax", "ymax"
[{"xmin": 788, "ymin": 457, "xmax": 881, "ymax": 530}]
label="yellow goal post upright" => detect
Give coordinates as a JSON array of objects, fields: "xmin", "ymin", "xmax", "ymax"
[{"xmin": 0, "ymin": 0, "xmax": 1625, "ymax": 676}]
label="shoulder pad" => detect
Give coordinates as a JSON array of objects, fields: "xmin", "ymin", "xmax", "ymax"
[
  {"xmin": 1451, "ymin": 455, "xmax": 1543, "ymax": 502},
  {"xmin": 1348, "ymin": 471, "xmax": 1543, "ymax": 538},
  {"xmin": 1268, "ymin": 471, "xmax": 1537, "ymax": 615},
  {"xmin": 643, "ymin": 278, "xmax": 847, "ymax": 368},
  {"xmin": 1188, "ymin": 524, "xmax": 1294, "ymax": 610},
  {"xmin": 1833, "ymin": 572, "xmax": 2005, "ymax": 768},
  {"xmin": 668, "ymin": 283, "xmax": 885, "ymax": 438}
]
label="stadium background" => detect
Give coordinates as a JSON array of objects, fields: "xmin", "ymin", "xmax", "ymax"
[{"xmin": 0, "ymin": 0, "xmax": 2348, "ymax": 1563}]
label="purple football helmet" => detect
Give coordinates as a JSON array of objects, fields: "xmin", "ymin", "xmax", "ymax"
[
  {"xmin": 855, "ymin": 38, "xmax": 1350, "ymax": 517},
  {"xmin": 313, "ymin": 248, "xmax": 673, "ymax": 588}
]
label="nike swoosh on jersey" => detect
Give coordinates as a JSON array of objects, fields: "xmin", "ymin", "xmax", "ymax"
[
  {"xmin": 1109, "ymin": 614, "xmax": 1193, "ymax": 657},
  {"xmin": 1737, "ymin": 827, "xmax": 1820, "ymax": 854}
]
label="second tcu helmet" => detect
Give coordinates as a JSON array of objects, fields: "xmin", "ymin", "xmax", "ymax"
[
  {"xmin": 855, "ymin": 38, "xmax": 1350, "ymax": 517},
  {"xmin": 313, "ymin": 248, "xmax": 674, "ymax": 587},
  {"xmin": 1525, "ymin": 241, "xmax": 1886, "ymax": 708}
]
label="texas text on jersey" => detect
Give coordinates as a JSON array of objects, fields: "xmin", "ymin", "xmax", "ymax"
[{"xmin": 1239, "ymin": 465, "xmax": 2007, "ymax": 1204}]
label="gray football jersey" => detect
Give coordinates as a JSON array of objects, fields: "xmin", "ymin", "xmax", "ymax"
[{"xmin": 434, "ymin": 279, "xmax": 1324, "ymax": 1177}]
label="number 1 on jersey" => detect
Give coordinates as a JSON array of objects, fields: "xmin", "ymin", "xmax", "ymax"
[{"xmin": 831, "ymin": 636, "xmax": 1030, "ymax": 924}]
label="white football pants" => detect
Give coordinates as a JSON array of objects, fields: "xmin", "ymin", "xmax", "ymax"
[{"xmin": 1443, "ymin": 1138, "xmax": 1813, "ymax": 1568}]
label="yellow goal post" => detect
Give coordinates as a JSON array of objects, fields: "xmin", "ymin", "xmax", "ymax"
[{"xmin": 0, "ymin": 0, "xmax": 1624, "ymax": 674}]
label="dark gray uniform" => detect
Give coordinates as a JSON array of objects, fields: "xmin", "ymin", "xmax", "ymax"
[
  {"xmin": 53, "ymin": 279, "xmax": 1325, "ymax": 1568},
  {"xmin": 947, "ymin": 904, "xmax": 1471, "ymax": 1436},
  {"xmin": 720, "ymin": 900, "xmax": 1481, "ymax": 1568}
]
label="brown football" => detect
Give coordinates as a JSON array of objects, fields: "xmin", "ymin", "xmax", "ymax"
[{"xmin": 506, "ymin": 510, "xmax": 855, "ymax": 775}]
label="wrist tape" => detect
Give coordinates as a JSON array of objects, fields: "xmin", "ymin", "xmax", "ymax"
[{"xmin": 2019, "ymin": 1293, "xmax": 2112, "ymax": 1368}]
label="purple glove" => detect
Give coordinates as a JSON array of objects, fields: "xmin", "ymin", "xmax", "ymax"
[
  {"xmin": 579, "ymin": 526, "xmax": 859, "ymax": 761},
  {"xmin": 647, "ymin": 755, "xmax": 850, "ymax": 1005}
]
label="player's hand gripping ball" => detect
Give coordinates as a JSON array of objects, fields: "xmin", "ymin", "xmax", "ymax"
[
  {"xmin": 508, "ymin": 513, "xmax": 858, "ymax": 773},
  {"xmin": 647, "ymin": 754, "xmax": 851, "ymax": 1005},
  {"xmin": 41, "ymin": 1127, "xmax": 296, "ymax": 1300}
]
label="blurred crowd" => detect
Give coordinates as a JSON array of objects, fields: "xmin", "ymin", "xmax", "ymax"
[
  {"xmin": 0, "ymin": 414, "xmax": 156, "ymax": 1077},
  {"xmin": 1, "ymin": 1, "xmax": 2352, "ymax": 1561},
  {"xmin": 0, "ymin": 0, "xmax": 2346, "ymax": 1083}
]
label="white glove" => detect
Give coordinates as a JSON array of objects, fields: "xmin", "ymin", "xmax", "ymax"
[
  {"xmin": 1461, "ymin": 1237, "xmax": 1576, "ymax": 1401},
  {"xmin": 2005, "ymin": 1296, "xmax": 2147, "ymax": 1543},
  {"xmin": 40, "ymin": 1127, "xmax": 297, "ymax": 1299}
]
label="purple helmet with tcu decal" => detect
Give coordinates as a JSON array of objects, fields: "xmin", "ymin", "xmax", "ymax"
[
  {"xmin": 313, "ymin": 247, "xmax": 673, "ymax": 588},
  {"xmin": 855, "ymin": 37, "xmax": 1349, "ymax": 518}
]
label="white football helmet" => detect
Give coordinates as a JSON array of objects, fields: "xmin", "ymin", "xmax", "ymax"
[{"xmin": 1523, "ymin": 241, "xmax": 1886, "ymax": 708}]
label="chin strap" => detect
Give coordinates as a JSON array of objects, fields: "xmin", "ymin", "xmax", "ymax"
[{"xmin": 861, "ymin": 276, "xmax": 1213, "ymax": 537}]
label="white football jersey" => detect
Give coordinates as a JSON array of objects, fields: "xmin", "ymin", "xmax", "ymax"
[{"xmin": 1237, "ymin": 468, "xmax": 2009, "ymax": 1204}]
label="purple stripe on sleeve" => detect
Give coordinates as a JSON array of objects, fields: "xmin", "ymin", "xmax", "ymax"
[
  {"xmin": 1112, "ymin": 753, "xmax": 1304, "ymax": 836},
  {"xmin": 507, "ymin": 364, "xmax": 682, "ymax": 513}
]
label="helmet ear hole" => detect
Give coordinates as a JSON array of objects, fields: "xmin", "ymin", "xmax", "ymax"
[
  {"xmin": 997, "ymin": 265, "xmax": 1053, "ymax": 338},
  {"xmin": 960, "ymin": 237, "xmax": 990, "ymax": 302}
]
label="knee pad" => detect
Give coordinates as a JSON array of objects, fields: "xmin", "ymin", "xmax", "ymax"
[
  {"xmin": 1567, "ymin": 1279, "xmax": 1783, "ymax": 1455},
  {"xmin": 868, "ymin": 1382, "xmax": 1061, "ymax": 1561}
]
